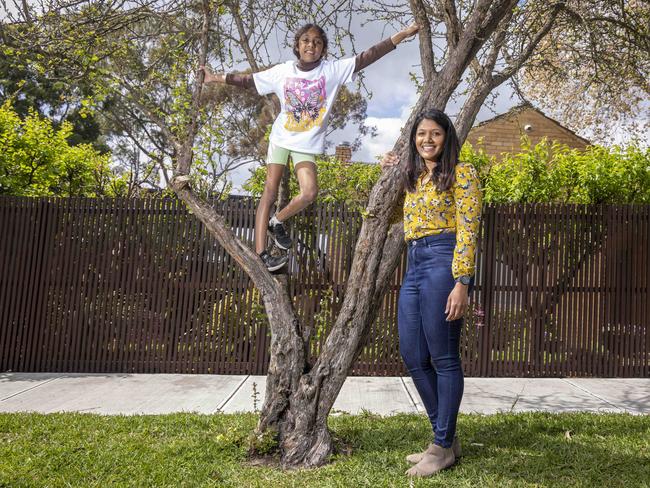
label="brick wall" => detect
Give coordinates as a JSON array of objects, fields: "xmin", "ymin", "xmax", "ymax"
[{"xmin": 335, "ymin": 143, "xmax": 352, "ymax": 163}]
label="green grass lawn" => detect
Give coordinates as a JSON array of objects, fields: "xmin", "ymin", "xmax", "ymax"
[{"xmin": 1, "ymin": 411, "xmax": 648, "ymax": 487}]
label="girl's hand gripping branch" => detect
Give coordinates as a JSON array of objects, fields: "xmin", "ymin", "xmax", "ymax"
[
  {"xmin": 199, "ymin": 65, "xmax": 225, "ymax": 84},
  {"xmin": 391, "ymin": 23, "xmax": 420, "ymax": 45}
]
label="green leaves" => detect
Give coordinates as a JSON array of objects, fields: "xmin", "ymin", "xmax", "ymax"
[
  {"xmin": 467, "ymin": 137, "xmax": 650, "ymax": 204},
  {"xmin": 0, "ymin": 101, "xmax": 115, "ymax": 197}
]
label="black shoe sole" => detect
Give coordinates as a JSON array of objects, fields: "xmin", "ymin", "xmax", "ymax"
[
  {"xmin": 272, "ymin": 237, "xmax": 292, "ymax": 251},
  {"xmin": 265, "ymin": 258, "xmax": 288, "ymax": 272}
]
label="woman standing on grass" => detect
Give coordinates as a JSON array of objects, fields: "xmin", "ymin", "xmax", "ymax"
[
  {"xmin": 381, "ymin": 108, "xmax": 481, "ymax": 478},
  {"xmin": 201, "ymin": 22, "xmax": 419, "ymax": 271}
]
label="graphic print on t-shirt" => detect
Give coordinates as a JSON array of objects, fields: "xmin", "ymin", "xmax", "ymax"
[{"xmin": 283, "ymin": 76, "xmax": 327, "ymax": 132}]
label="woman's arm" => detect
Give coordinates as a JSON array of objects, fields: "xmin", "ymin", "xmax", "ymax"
[
  {"xmin": 446, "ymin": 163, "xmax": 482, "ymax": 321},
  {"xmin": 451, "ymin": 163, "xmax": 482, "ymax": 280},
  {"xmin": 354, "ymin": 23, "xmax": 419, "ymax": 73}
]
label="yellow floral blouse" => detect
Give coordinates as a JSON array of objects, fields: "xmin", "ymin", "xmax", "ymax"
[{"xmin": 400, "ymin": 162, "xmax": 482, "ymax": 279}]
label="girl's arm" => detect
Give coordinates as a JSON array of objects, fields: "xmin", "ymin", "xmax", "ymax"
[
  {"xmin": 199, "ymin": 66, "xmax": 255, "ymax": 89},
  {"xmin": 354, "ymin": 23, "xmax": 419, "ymax": 73}
]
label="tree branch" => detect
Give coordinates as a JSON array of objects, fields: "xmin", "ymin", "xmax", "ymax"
[
  {"xmin": 437, "ymin": 0, "xmax": 461, "ymax": 50},
  {"xmin": 113, "ymin": 76, "xmax": 180, "ymax": 152},
  {"xmin": 107, "ymin": 111, "xmax": 165, "ymax": 163},
  {"xmin": 409, "ymin": 0, "xmax": 437, "ymax": 82},
  {"xmin": 228, "ymin": 0, "xmax": 261, "ymax": 71},
  {"xmin": 177, "ymin": 0, "xmax": 212, "ymax": 176},
  {"xmin": 494, "ymin": 3, "xmax": 562, "ymax": 85},
  {"xmin": 455, "ymin": 2, "xmax": 562, "ymax": 142}
]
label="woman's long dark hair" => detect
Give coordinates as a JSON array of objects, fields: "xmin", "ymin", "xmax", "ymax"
[
  {"xmin": 404, "ymin": 108, "xmax": 460, "ymax": 193},
  {"xmin": 292, "ymin": 24, "xmax": 328, "ymax": 60}
]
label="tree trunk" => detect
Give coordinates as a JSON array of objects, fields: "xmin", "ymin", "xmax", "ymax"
[
  {"xmin": 171, "ymin": 72, "xmax": 464, "ymax": 466},
  {"xmin": 248, "ymin": 91, "xmax": 436, "ymax": 467}
]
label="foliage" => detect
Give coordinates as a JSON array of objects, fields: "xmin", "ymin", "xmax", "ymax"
[
  {"xmin": 0, "ymin": 27, "xmax": 111, "ymax": 152},
  {"xmin": 462, "ymin": 138, "xmax": 650, "ymax": 204},
  {"xmin": 242, "ymin": 157, "xmax": 381, "ymax": 209},
  {"xmin": 1, "ymin": 411, "xmax": 649, "ymax": 487},
  {"xmin": 243, "ymin": 139, "xmax": 650, "ymax": 207},
  {"xmin": 0, "ymin": 101, "xmax": 118, "ymax": 197},
  {"xmin": 519, "ymin": 0, "xmax": 650, "ymax": 142}
]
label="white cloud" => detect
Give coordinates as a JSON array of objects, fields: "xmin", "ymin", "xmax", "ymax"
[
  {"xmin": 353, "ymin": 116, "xmax": 405, "ymax": 162},
  {"xmin": 229, "ymin": 162, "xmax": 258, "ymax": 194}
]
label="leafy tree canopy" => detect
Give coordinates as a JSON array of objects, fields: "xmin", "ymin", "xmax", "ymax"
[
  {"xmin": 0, "ymin": 101, "xmax": 121, "ymax": 197},
  {"xmin": 0, "ymin": 26, "xmax": 111, "ymax": 152},
  {"xmin": 463, "ymin": 138, "xmax": 650, "ymax": 204}
]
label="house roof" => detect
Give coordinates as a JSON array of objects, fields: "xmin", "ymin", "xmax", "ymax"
[{"xmin": 471, "ymin": 102, "xmax": 592, "ymax": 145}]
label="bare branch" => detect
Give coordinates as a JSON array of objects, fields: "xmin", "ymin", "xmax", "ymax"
[
  {"xmin": 409, "ymin": 0, "xmax": 437, "ymax": 82},
  {"xmin": 455, "ymin": 2, "xmax": 562, "ymax": 142},
  {"xmin": 177, "ymin": 0, "xmax": 212, "ymax": 175},
  {"xmin": 437, "ymin": 0, "xmax": 461, "ymax": 49},
  {"xmin": 455, "ymin": 0, "xmax": 517, "ymax": 68},
  {"xmin": 110, "ymin": 74, "xmax": 180, "ymax": 152},
  {"xmin": 494, "ymin": 3, "xmax": 562, "ymax": 84},
  {"xmin": 104, "ymin": 107, "xmax": 167, "ymax": 163},
  {"xmin": 227, "ymin": 0, "xmax": 261, "ymax": 71}
]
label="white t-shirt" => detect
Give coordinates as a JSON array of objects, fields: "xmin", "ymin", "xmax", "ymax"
[{"xmin": 253, "ymin": 58, "xmax": 357, "ymax": 154}]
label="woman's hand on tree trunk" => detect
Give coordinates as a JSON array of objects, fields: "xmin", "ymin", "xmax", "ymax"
[{"xmin": 380, "ymin": 151, "xmax": 399, "ymax": 171}]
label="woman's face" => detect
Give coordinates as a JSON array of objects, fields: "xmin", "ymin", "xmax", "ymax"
[
  {"xmin": 415, "ymin": 118, "xmax": 446, "ymax": 164},
  {"xmin": 297, "ymin": 28, "xmax": 325, "ymax": 63}
]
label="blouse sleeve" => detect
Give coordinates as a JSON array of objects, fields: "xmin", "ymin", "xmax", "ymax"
[{"xmin": 452, "ymin": 163, "xmax": 482, "ymax": 279}]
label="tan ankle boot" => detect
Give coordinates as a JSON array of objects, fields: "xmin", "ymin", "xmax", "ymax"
[
  {"xmin": 406, "ymin": 443, "xmax": 455, "ymax": 477},
  {"xmin": 405, "ymin": 436, "xmax": 461, "ymax": 464}
]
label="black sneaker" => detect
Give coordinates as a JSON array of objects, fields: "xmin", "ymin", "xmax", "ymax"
[
  {"xmin": 259, "ymin": 250, "xmax": 288, "ymax": 272},
  {"xmin": 268, "ymin": 220, "xmax": 293, "ymax": 250}
]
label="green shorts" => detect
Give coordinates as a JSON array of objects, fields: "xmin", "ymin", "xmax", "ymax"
[{"xmin": 266, "ymin": 142, "xmax": 316, "ymax": 166}]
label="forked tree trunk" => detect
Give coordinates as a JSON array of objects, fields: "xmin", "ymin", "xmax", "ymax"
[
  {"xmin": 168, "ymin": 0, "xmax": 526, "ymax": 467},
  {"xmin": 168, "ymin": 89, "xmax": 431, "ymax": 466},
  {"xmin": 254, "ymin": 92, "xmax": 433, "ymax": 466}
]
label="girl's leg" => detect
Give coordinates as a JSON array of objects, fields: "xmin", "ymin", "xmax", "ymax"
[
  {"xmin": 274, "ymin": 161, "xmax": 318, "ymax": 221},
  {"xmin": 255, "ymin": 163, "xmax": 286, "ymax": 254}
]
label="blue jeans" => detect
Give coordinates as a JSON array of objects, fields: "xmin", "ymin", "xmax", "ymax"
[{"xmin": 398, "ymin": 233, "xmax": 463, "ymax": 448}]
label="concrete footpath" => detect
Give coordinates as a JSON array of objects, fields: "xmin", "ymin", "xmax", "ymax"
[{"xmin": 0, "ymin": 373, "xmax": 647, "ymax": 416}]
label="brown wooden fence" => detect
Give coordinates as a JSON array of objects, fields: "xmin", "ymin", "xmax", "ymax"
[{"xmin": 1, "ymin": 197, "xmax": 648, "ymax": 377}]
